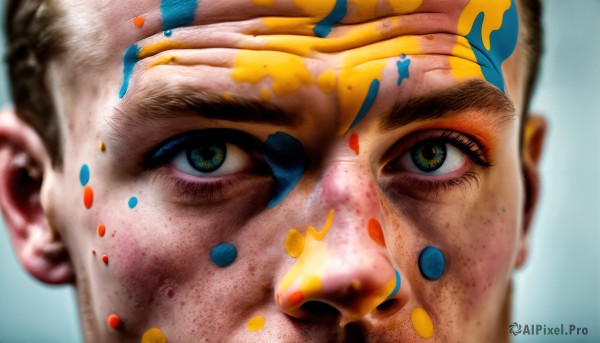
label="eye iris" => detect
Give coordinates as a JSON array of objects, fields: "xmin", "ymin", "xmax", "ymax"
[
  {"xmin": 411, "ymin": 141, "xmax": 446, "ymax": 172},
  {"xmin": 186, "ymin": 142, "xmax": 226, "ymax": 173}
]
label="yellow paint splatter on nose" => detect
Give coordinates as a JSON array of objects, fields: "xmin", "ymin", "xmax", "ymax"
[
  {"xmin": 411, "ymin": 307, "xmax": 434, "ymax": 339},
  {"xmin": 285, "ymin": 229, "xmax": 305, "ymax": 258},
  {"xmin": 141, "ymin": 328, "xmax": 167, "ymax": 343},
  {"xmin": 247, "ymin": 316, "xmax": 265, "ymax": 332}
]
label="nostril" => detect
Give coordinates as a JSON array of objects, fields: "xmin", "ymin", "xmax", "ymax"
[
  {"xmin": 376, "ymin": 298, "xmax": 399, "ymax": 312},
  {"xmin": 301, "ymin": 301, "xmax": 340, "ymax": 317}
]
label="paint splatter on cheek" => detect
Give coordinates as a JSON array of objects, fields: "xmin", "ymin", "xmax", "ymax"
[
  {"xmin": 128, "ymin": 196, "xmax": 138, "ymax": 209},
  {"xmin": 247, "ymin": 316, "xmax": 265, "ymax": 332},
  {"xmin": 142, "ymin": 328, "xmax": 167, "ymax": 343},
  {"xmin": 210, "ymin": 243, "xmax": 238, "ymax": 268},
  {"xmin": 418, "ymin": 246, "xmax": 445, "ymax": 281},
  {"xmin": 411, "ymin": 307, "xmax": 434, "ymax": 338}
]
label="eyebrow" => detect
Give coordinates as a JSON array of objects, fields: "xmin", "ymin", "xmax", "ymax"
[{"xmin": 379, "ymin": 79, "xmax": 516, "ymax": 132}]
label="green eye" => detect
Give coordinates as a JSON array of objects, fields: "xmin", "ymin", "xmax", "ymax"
[
  {"xmin": 410, "ymin": 141, "xmax": 447, "ymax": 172},
  {"xmin": 186, "ymin": 142, "xmax": 226, "ymax": 173}
]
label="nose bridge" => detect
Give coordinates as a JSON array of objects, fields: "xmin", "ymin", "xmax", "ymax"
[{"xmin": 276, "ymin": 162, "xmax": 404, "ymax": 321}]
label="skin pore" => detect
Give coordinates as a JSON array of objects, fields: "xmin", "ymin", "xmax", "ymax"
[{"xmin": 0, "ymin": 0, "xmax": 546, "ymax": 342}]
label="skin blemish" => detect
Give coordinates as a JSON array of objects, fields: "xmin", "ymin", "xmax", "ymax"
[
  {"xmin": 348, "ymin": 79, "xmax": 379, "ymax": 130},
  {"xmin": 107, "ymin": 314, "xmax": 121, "ymax": 330},
  {"xmin": 102, "ymin": 255, "xmax": 109, "ymax": 265},
  {"xmin": 128, "ymin": 196, "xmax": 138, "ymax": 209},
  {"xmin": 396, "ymin": 54, "xmax": 411, "ymax": 86},
  {"xmin": 313, "ymin": 0, "xmax": 347, "ymax": 38},
  {"xmin": 98, "ymin": 141, "xmax": 106, "ymax": 152},
  {"xmin": 79, "ymin": 164, "xmax": 90, "ymax": 186},
  {"xmin": 285, "ymin": 229, "xmax": 305, "ymax": 258},
  {"xmin": 349, "ymin": 133, "xmax": 359, "ymax": 155},
  {"xmin": 387, "ymin": 270, "xmax": 401, "ymax": 299},
  {"xmin": 83, "ymin": 186, "xmax": 94, "ymax": 209},
  {"xmin": 160, "ymin": 0, "xmax": 198, "ymax": 32},
  {"xmin": 411, "ymin": 307, "xmax": 434, "ymax": 339},
  {"xmin": 97, "ymin": 224, "xmax": 106, "ymax": 237},
  {"xmin": 132, "ymin": 16, "xmax": 145, "ymax": 28},
  {"xmin": 247, "ymin": 316, "xmax": 265, "ymax": 332},
  {"xmin": 210, "ymin": 243, "xmax": 238, "ymax": 268},
  {"xmin": 367, "ymin": 218, "xmax": 385, "ymax": 247},
  {"xmin": 418, "ymin": 246, "xmax": 445, "ymax": 281},
  {"xmin": 263, "ymin": 132, "xmax": 308, "ymax": 208},
  {"xmin": 92, "ymin": 249, "xmax": 96, "ymax": 256},
  {"xmin": 141, "ymin": 328, "xmax": 167, "ymax": 343}
]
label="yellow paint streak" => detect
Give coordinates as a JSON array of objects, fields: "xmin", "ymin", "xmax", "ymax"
[
  {"xmin": 292, "ymin": 0, "xmax": 337, "ymax": 19},
  {"xmin": 148, "ymin": 55, "xmax": 177, "ymax": 68},
  {"xmin": 138, "ymin": 41, "xmax": 183, "ymax": 59},
  {"xmin": 141, "ymin": 328, "xmax": 167, "ymax": 343},
  {"xmin": 316, "ymin": 69, "xmax": 337, "ymax": 94},
  {"xmin": 350, "ymin": 0, "xmax": 378, "ymax": 19},
  {"xmin": 456, "ymin": 0, "xmax": 512, "ymax": 51},
  {"xmin": 231, "ymin": 51, "xmax": 313, "ymax": 97},
  {"xmin": 412, "ymin": 307, "xmax": 434, "ymax": 339},
  {"xmin": 259, "ymin": 18, "xmax": 316, "ymax": 36},
  {"xmin": 247, "ymin": 316, "xmax": 265, "ymax": 332},
  {"xmin": 285, "ymin": 229, "xmax": 305, "ymax": 258},
  {"xmin": 253, "ymin": 0, "xmax": 274, "ymax": 7},
  {"xmin": 348, "ymin": 273, "xmax": 397, "ymax": 318},
  {"xmin": 449, "ymin": 36, "xmax": 483, "ymax": 81},
  {"xmin": 386, "ymin": 0, "xmax": 423, "ymax": 13},
  {"xmin": 261, "ymin": 87, "xmax": 271, "ymax": 102}
]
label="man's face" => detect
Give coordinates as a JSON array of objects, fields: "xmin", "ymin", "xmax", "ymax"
[{"xmin": 46, "ymin": 0, "xmax": 527, "ymax": 341}]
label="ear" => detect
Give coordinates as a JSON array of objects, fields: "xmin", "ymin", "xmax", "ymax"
[
  {"xmin": 0, "ymin": 108, "xmax": 73, "ymax": 284},
  {"xmin": 515, "ymin": 115, "xmax": 547, "ymax": 268}
]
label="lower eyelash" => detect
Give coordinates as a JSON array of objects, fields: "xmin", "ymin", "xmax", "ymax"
[{"xmin": 384, "ymin": 171, "xmax": 482, "ymax": 197}]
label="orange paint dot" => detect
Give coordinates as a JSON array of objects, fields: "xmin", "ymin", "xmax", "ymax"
[
  {"xmin": 368, "ymin": 218, "xmax": 386, "ymax": 247},
  {"xmin": 83, "ymin": 186, "xmax": 94, "ymax": 209},
  {"xmin": 97, "ymin": 224, "xmax": 106, "ymax": 237},
  {"xmin": 133, "ymin": 16, "xmax": 145, "ymax": 28},
  {"xmin": 349, "ymin": 133, "xmax": 359, "ymax": 155},
  {"xmin": 102, "ymin": 255, "xmax": 109, "ymax": 265},
  {"xmin": 107, "ymin": 314, "xmax": 121, "ymax": 329},
  {"xmin": 288, "ymin": 291, "xmax": 304, "ymax": 308}
]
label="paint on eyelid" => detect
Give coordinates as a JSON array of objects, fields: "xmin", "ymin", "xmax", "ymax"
[
  {"xmin": 263, "ymin": 132, "xmax": 308, "ymax": 208},
  {"xmin": 79, "ymin": 164, "xmax": 90, "ymax": 186},
  {"xmin": 313, "ymin": 0, "xmax": 347, "ymax": 38},
  {"xmin": 210, "ymin": 243, "xmax": 238, "ymax": 267},
  {"xmin": 119, "ymin": 44, "xmax": 141, "ymax": 99},
  {"xmin": 128, "ymin": 196, "xmax": 138, "ymax": 209},
  {"xmin": 142, "ymin": 328, "xmax": 167, "ymax": 343},
  {"xmin": 160, "ymin": 0, "xmax": 198, "ymax": 32},
  {"xmin": 396, "ymin": 54, "xmax": 411, "ymax": 86}
]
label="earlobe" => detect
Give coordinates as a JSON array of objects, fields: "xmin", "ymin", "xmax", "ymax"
[
  {"xmin": 516, "ymin": 115, "xmax": 547, "ymax": 268},
  {"xmin": 0, "ymin": 109, "xmax": 73, "ymax": 284}
]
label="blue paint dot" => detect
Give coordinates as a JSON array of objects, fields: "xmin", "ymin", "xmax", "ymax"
[
  {"xmin": 119, "ymin": 44, "xmax": 141, "ymax": 99},
  {"xmin": 396, "ymin": 55, "xmax": 411, "ymax": 86},
  {"xmin": 387, "ymin": 270, "xmax": 401, "ymax": 299},
  {"xmin": 128, "ymin": 196, "xmax": 138, "ymax": 209},
  {"xmin": 164, "ymin": 29, "xmax": 172, "ymax": 37},
  {"xmin": 418, "ymin": 246, "xmax": 445, "ymax": 281},
  {"xmin": 161, "ymin": 0, "xmax": 198, "ymax": 31},
  {"xmin": 79, "ymin": 164, "xmax": 90, "ymax": 186},
  {"xmin": 210, "ymin": 243, "xmax": 238, "ymax": 268},
  {"xmin": 349, "ymin": 79, "xmax": 380, "ymax": 129},
  {"xmin": 313, "ymin": 0, "xmax": 347, "ymax": 38},
  {"xmin": 263, "ymin": 132, "xmax": 307, "ymax": 208}
]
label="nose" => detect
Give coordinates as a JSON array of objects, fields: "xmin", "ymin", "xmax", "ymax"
[{"xmin": 276, "ymin": 163, "xmax": 406, "ymax": 322}]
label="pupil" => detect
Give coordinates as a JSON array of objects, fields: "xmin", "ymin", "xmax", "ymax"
[
  {"xmin": 199, "ymin": 147, "xmax": 215, "ymax": 160},
  {"xmin": 422, "ymin": 146, "xmax": 436, "ymax": 160},
  {"xmin": 410, "ymin": 141, "xmax": 446, "ymax": 172}
]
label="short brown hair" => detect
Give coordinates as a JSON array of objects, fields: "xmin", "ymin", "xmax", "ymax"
[{"xmin": 4, "ymin": 0, "xmax": 543, "ymax": 166}]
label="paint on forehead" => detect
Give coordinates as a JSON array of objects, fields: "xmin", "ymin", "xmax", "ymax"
[
  {"xmin": 83, "ymin": 186, "xmax": 94, "ymax": 209},
  {"xmin": 247, "ymin": 316, "xmax": 265, "ymax": 332},
  {"xmin": 313, "ymin": 0, "xmax": 347, "ymax": 38},
  {"xmin": 128, "ymin": 196, "xmax": 138, "ymax": 209},
  {"xmin": 348, "ymin": 79, "xmax": 379, "ymax": 130},
  {"xmin": 210, "ymin": 243, "xmax": 238, "ymax": 267},
  {"xmin": 119, "ymin": 44, "xmax": 141, "ymax": 99},
  {"xmin": 133, "ymin": 16, "xmax": 145, "ymax": 28},
  {"xmin": 387, "ymin": 270, "xmax": 401, "ymax": 299},
  {"xmin": 452, "ymin": 0, "xmax": 518, "ymax": 91},
  {"xmin": 142, "ymin": 328, "xmax": 167, "ymax": 343},
  {"xmin": 411, "ymin": 307, "xmax": 434, "ymax": 338},
  {"xmin": 160, "ymin": 0, "xmax": 198, "ymax": 32},
  {"xmin": 418, "ymin": 246, "xmax": 445, "ymax": 281},
  {"xmin": 263, "ymin": 132, "xmax": 308, "ymax": 208},
  {"xmin": 79, "ymin": 164, "xmax": 90, "ymax": 186},
  {"xmin": 396, "ymin": 54, "xmax": 411, "ymax": 86},
  {"xmin": 253, "ymin": 0, "xmax": 274, "ymax": 7}
]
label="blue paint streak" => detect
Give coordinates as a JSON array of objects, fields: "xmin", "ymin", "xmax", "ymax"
[
  {"xmin": 387, "ymin": 270, "xmax": 401, "ymax": 299},
  {"xmin": 263, "ymin": 132, "xmax": 307, "ymax": 208},
  {"xmin": 418, "ymin": 246, "xmax": 445, "ymax": 281},
  {"xmin": 349, "ymin": 79, "xmax": 380, "ymax": 129},
  {"xmin": 119, "ymin": 44, "xmax": 141, "ymax": 99},
  {"xmin": 79, "ymin": 164, "xmax": 90, "ymax": 186},
  {"xmin": 161, "ymin": 0, "xmax": 198, "ymax": 31},
  {"xmin": 465, "ymin": 0, "xmax": 518, "ymax": 91},
  {"xmin": 313, "ymin": 0, "xmax": 347, "ymax": 38},
  {"xmin": 210, "ymin": 243, "xmax": 238, "ymax": 268},
  {"xmin": 128, "ymin": 196, "xmax": 138, "ymax": 209},
  {"xmin": 396, "ymin": 55, "xmax": 411, "ymax": 86}
]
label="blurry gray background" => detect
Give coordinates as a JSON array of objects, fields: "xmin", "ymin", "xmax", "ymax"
[{"xmin": 0, "ymin": 0, "xmax": 598, "ymax": 342}]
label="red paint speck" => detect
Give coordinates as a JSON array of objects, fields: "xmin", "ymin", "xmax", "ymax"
[
  {"xmin": 107, "ymin": 314, "xmax": 121, "ymax": 329},
  {"xmin": 102, "ymin": 255, "xmax": 109, "ymax": 265},
  {"xmin": 132, "ymin": 16, "xmax": 145, "ymax": 28},
  {"xmin": 97, "ymin": 224, "xmax": 106, "ymax": 237},
  {"xmin": 83, "ymin": 186, "xmax": 94, "ymax": 209},
  {"xmin": 349, "ymin": 133, "xmax": 359, "ymax": 155},
  {"xmin": 368, "ymin": 218, "xmax": 386, "ymax": 247}
]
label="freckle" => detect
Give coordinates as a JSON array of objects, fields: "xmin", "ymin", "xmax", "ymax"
[
  {"xmin": 247, "ymin": 316, "xmax": 265, "ymax": 332},
  {"xmin": 132, "ymin": 16, "xmax": 145, "ymax": 28},
  {"xmin": 418, "ymin": 246, "xmax": 445, "ymax": 281},
  {"xmin": 83, "ymin": 186, "xmax": 94, "ymax": 209},
  {"xmin": 284, "ymin": 229, "xmax": 305, "ymax": 258},
  {"xmin": 426, "ymin": 35, "xmax": 434, "ymax": 40},
  {"xmin": 349, "ymin": 133, "xmax": 360, "ymax": 155},
  {"xmin": 97, "ymin": 224, "xmax": 106, "ymax": 237},
  {"xmin": 128, "ymin": 196, "xmax": 138, "ymax": 209},
  {"xmin": 98, "ymin": 141, "xmax": 106, "ymax": 152},
  {"xmin": 107, "ymin": 314, "xmax": 121, "ymax": 329},
  {"xmin": 102, "ymin": 255, "xmax": 109, "ymax": 265},
  {"xmin": 368, "ymin": 218, "xmax": 386, "ymax": 247},
  {"xmin": 411, "ymin": 307, "xmax": 434, "ymax": 338},
  {"xmin": 142, "ymin": 328, "xmax": 167, "ymax": 343},
  {"xmin": 210, "ymin": 243, "xmax": 238, "ymax": 267},
  {"xmin": 92, "ymin": 250, "xmax": 96, "ymax": 256}
]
